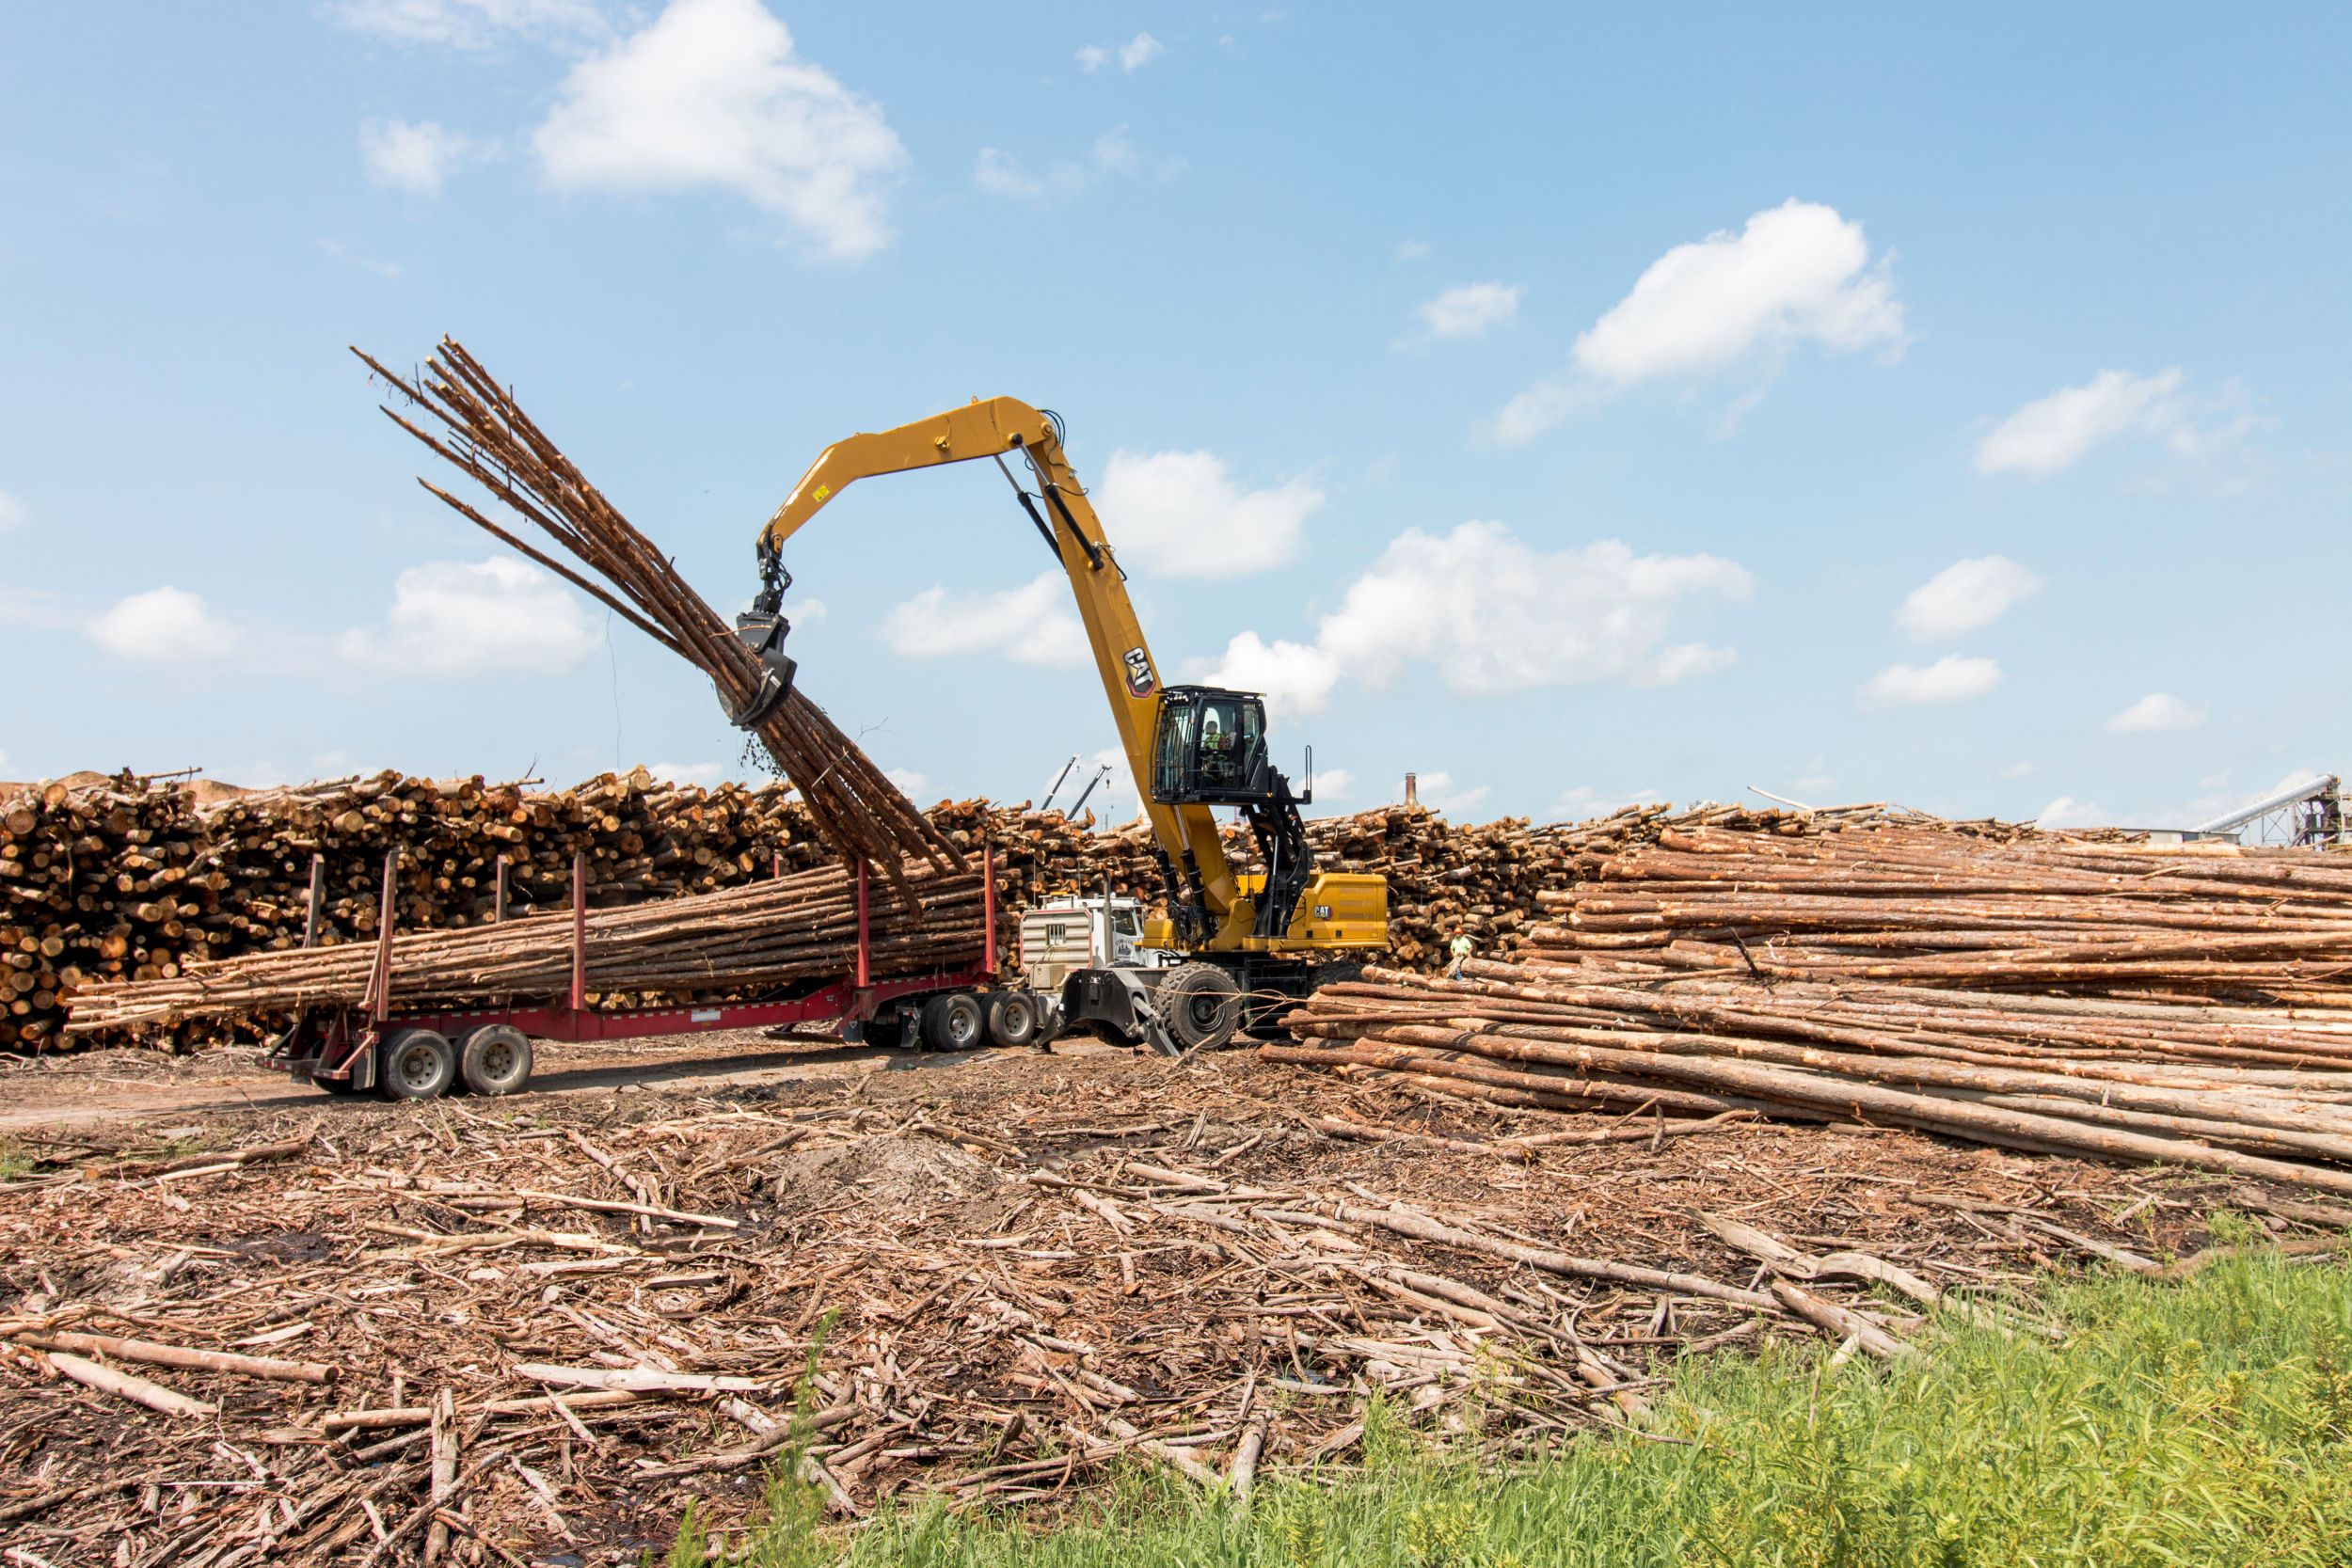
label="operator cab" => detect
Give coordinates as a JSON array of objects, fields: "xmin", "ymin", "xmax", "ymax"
[{"xmin": 1151, "ymin": 686, "xmax": 1279, "ymax": 805}]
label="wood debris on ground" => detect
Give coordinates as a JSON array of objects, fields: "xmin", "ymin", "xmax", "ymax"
[{"xmin": 0, "ymin": 1044, "xmax": 2327, "ymax": 1563}]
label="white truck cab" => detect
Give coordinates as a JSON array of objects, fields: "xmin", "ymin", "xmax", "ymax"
[{"xmin": 1019, "ymin": 893, "xmax": 1177, "ymax": 991}]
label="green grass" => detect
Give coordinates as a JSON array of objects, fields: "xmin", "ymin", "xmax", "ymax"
[
  {"xmin": 688, "ymin": 1238, "xmax": 2352, "ymax": 1568},
  {"xmin": 0, "ymin": 1135, "xmax": 30, "ymax": 1180}
]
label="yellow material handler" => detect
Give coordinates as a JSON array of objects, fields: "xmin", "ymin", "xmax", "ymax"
[{"xmin": 739, "ymin": 397, "xmax": 1390, "ymax": 1054}]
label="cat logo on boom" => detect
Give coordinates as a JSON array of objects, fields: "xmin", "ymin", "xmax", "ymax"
[{"xmin": 1122, "ymin": 647, "xmax": 1155, "ymax": 698}]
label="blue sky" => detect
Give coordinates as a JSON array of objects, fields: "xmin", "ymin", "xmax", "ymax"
[{"xmin": 3, "ymin": 2, "xmax": 2347, "ymax": 830}]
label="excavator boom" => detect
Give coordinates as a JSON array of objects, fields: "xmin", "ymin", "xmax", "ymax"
[{"xmin": 757, "ymin": 397, "xmax": 1385, "ymax": 957}]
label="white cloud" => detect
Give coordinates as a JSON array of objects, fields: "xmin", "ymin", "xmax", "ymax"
[
  {"xmin": 318, "ymin": 237, "xmax": 403, "ymax": 278},
  {"xmin": 1896, "ymin": 556, "xmax": 2044, "ymax": 641},
  {"xmin": 1393, "ymin": 239, "xmax": 1431, "ymax": 262},
  {"xmin": 1070, "ymin": 32, "xmax": 1160, "ymax": 75},
  {"xmin": 1490, "ymin": 199, "xmax": 1902, "ymax": 443},
  {"xmin": 884, "ymin": 767, "xmax": 930, "ymax": 799},
  {"xmin": 359, "ymin": 119, "xmax": 481, "ymax": 196},
  {"xmin": 1976, "ymin": 369, "xmax": 2191, "ymax": 476},
  {"xmin": 328, "ymin": 0, "xmax": 608, "ymax": 47},
  {"xmin": 1414, "ymin": 770, "xmax": 1489, "ymax": 816},
  {"xmin": 532, "ymin": 0, "xmax": 906, "ymax": 261},
  {"xmin": 1093, "ymin": 449, "xmax": 1324, "ymax": 578},
  {"xmin": 1197, "ymin": 522, "xmax": 1750, "ymax": 720},
  {"xmin": 881, "ymin": 572, "xmax": 1088, "ymax": 667},
  {"xmin": 2036, "ymin": 796, "xmax": 2107, "ymax": 831},
  {"xmin": 1310, "ymin": 767, "xmax": 1353, "ymax": 803},
  {"xmin": 87, "ymin": 588, "xmax": 241, "ymax": 661},
  {"xmin": 338, "ymin": 558, "xmax": 602, "ymax": 678},
  {"xmin": 2106, "ymin": 692, "xmax": 2205, "ymax": 734},
  {"xmin": 974, "ymin": 125, "xmax": 1161, "ymax": 203},
  {"xmin": 2002, "ymin": 760, "xmax": 2037, "ymax": 780},
  {"xmin": 1196, "ymin": 631, "xmax": 1341, "ymax": 718},
  {"xmin": 649, "ymin": 760, "xmax": 726, "ymax": 786},
  {"xmin": 1860, "ymin": 655, "xmax": 2001, "ymax": 706},
  {"xmin": 0, "ymin": 490, "xmax": 24, "ymax": 531},
  {"xmin": 1418, "ymin": 282, "xmax": 1520, "ymax": 341}
]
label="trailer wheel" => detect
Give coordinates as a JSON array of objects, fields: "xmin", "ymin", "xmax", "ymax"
[
  {"xmin": 379, "ymin": 1028, "xmax": 456, "ymax": 1101},
  {"xmin": 984, "ymin": 990, "xmax": 1041, "ymax": 1049},
  {"xmin": 458, "ymin": 1024, "xmax": 533, "ymax": 1096},
  {"xmin": 1158, "ymin": 963, "xmax": 1243, "ymax": 1053},
  {"xmin": 920, "ymin": 991, "xmax": 986, "ymax": 1052}
]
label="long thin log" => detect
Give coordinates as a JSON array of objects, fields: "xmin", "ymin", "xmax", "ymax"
[
  {"xmin": 12, "ymin": 1330, "xmax": 336, "ymax": 1385},
  {"xmin": 42, "ymin": 1351, "xmax": 216, "ymax": 1418},
  {"xmin": 1332, "ymin": 1201, "xmax": 1778, "ymax": 1310}
]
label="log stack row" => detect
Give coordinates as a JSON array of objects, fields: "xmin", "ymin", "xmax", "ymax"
[
  {"xmin": 1274, "ymin": 822, "xmax": 2352, "ymax": 1196},
  {"xmin": 7, "ymin": 768, "xmax": 2060, "ymax": 1052}
]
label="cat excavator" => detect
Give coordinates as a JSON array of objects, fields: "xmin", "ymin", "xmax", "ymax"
[{"xmin": 740, "ymin": 397, "xmax": 1389, "ymax": 1053}]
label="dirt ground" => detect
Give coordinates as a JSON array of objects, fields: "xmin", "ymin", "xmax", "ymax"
[{"xmin": 0, "ymin": 1030, "xmax": 2316, "ymax": 1566}]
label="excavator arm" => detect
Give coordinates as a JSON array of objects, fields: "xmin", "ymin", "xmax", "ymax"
[{"xmin": 756, "ymin": 397, "xmax": 1255, "ymax": 936}]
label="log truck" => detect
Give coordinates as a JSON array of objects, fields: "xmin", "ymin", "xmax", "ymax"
[
  {"xmin": 742, "ymin": 397, "xmax": 1390, "ymax": 1055},
  {"xmin": 275, "ymin": 398, "xmax": 1387, "ymax": 1097}
]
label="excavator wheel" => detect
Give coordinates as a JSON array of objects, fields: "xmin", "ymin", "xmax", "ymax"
[{"xmin": 1157, "ymin": 962, "xmax": 1243, "ymax": 1053}]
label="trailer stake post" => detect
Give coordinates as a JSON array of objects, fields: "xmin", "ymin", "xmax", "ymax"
[
  {"xmin": 569, "ymin": 849, "xmax": 587, "ymax": 1013},
  {"xmin": 362, "ymin": 849, "xmax": 398, "ymax": 1024},
  {"xmin": 303, "ymin": 853, "xmax": 325, "ymax": 950},
  {"xmin": 855, "ymin": 859, "xmax": 870, "ymax": 990},
  {"xmin": 983, "ymin": 842, "xmax": 997, "ymax": 977}
]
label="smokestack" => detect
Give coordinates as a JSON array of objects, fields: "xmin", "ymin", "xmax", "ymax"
[{"xmin": 1404, "ymin": 772, "xmax": 1418, "ymax": 807}]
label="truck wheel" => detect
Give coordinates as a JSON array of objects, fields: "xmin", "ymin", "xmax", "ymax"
[
  {"xmin": 920, "ymin": 992, "xmax": 987, "ymax": 1052},
  {"xmin": 458, "ymin": 1024, "xmax": 532, "ymax": 1096},
  {"xmin": 379, "ymin": 1028, "xmax": 456, "ymax": 1101},
  {"xmin": 1159, "ymin": 963, "xmax": 1242, "ymax": 1053},
  {"xmin": 855, "ymin": 1008, "xmax": 907, "ymax": 1049},
  {"xmin": 984, "ymin": 990, "xmax": 1041, "ymax": 1049}
]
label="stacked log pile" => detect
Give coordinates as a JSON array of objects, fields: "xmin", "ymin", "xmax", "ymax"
[
  {"xmin": 1276, "ymin": 823, "xmax": 2352, "ymax": 1196},
  {"xmin": 8, "ymin": 772, "xmax": 2112, "ymax": 1051},
  {"xmin": 67, "ymin": 859, "xmax": 982, "ymax": 1034},
  {"xmin": 2, "ymin": 769, "xmax": 829, "ymax": 1050}
]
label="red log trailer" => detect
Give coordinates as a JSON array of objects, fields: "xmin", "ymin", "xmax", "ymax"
[{"xmin": 267, "ymin": 849, "xmax": 1005, "ymax": 1100}]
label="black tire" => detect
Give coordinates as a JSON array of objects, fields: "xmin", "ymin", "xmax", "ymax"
[
  {"xmin": 919, "ymin": 991, "xmax": 986, "ymax": 1052},
  {"xmin": 983, "ymin": 990, "xmax": 1041, "ymax": 1049},
  {"xmin": 458, "ymin": 1024, "xmax": 532, "ymax": 1096},
  {"xmin": 378, "ymin": 1028, "xmax": 456, "ymax": 1101},
  {"xmin": 1158, "ymin": 962, "xmax": 1243, "ymax": 1053}
]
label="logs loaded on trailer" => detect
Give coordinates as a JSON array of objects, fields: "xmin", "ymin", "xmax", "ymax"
[
  {"xmin": 65, "ymin": 858, "xmax": 986, "ymax": 1036},
  {"xmin": 1276, "ymin": 822, "xmax": 2352, "ymax": 1196}
]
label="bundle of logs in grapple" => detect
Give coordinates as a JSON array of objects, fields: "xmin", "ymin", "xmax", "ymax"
[
  {"xmin": 1274, "ymin": 823, "xmax": 2352, "ymax": 1196},
  {"xmin": 66, "ymin": 859, "xmax": 983, "ymax": 1034},
  {"xmin": 352, "ymin": 337, "xmax": 955, "ymax": 880}
]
